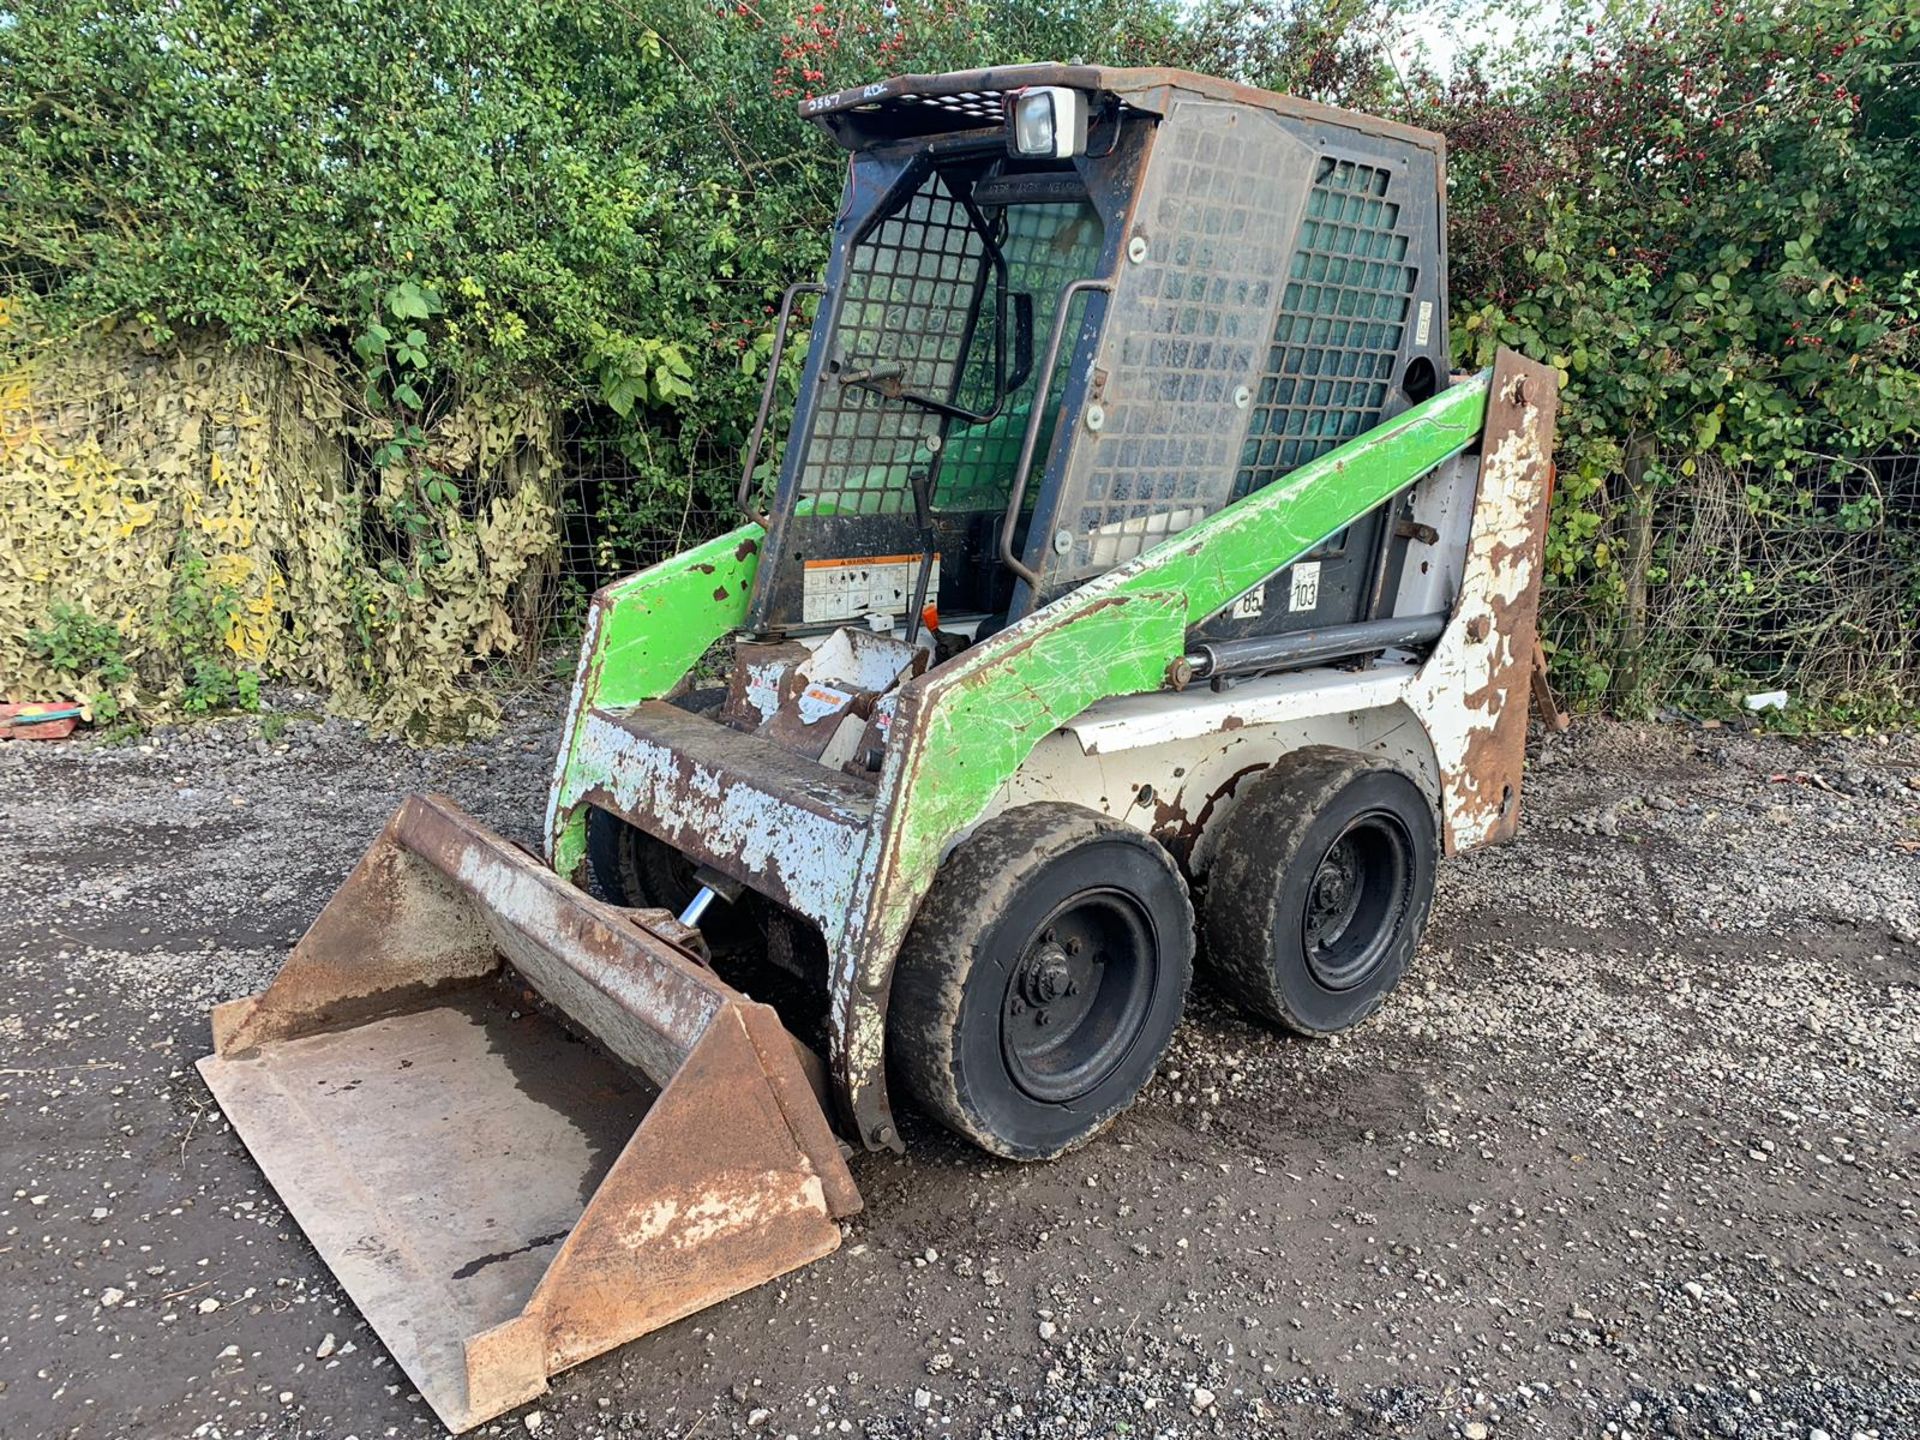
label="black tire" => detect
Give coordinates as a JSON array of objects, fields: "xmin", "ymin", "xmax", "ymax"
[
  {"xmin": 585, "ymin": 807, "xmax": 757, "ymax": 954},
  {"xmin": 889, "ymin": 803, "xmax": 1194, "ymax": 1160},
  {"xmin": 1203, "ymin": 746, "xmax": 1437, "ymax": 1036}
]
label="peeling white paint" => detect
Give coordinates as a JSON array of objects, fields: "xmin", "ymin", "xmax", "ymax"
[
  {"xmin": 616, "ymin": 1173, "xmax": 828, "ymax": 1250},
  {"xmin": 571, "ymin": 709, "xmax": 871, "ymax": 931},
  {"xmin": 1404, "ymin": 405, "xmax": 1551, "ymax": 851}
]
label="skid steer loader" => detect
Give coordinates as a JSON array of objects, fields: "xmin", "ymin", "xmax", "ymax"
[{"xmin": 200, "ymin": 64, "xmax": 1560, "ymax": 1431}]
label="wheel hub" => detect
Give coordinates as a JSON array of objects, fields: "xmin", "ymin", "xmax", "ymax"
[
  {"xmin": 1001, "ymin": 894, "xmax": 1156, "ymax": 1104},
  {"xmin": 1019, "ymin": 941, "xmax": 1075, "ymax": 1006},
  {"xmin": 1311, "ymin": 856, "xmax": 1353, "ymax": 915},
  {"xmin": 1301, "ymin": 814, "xmax": 1413, "ymax": 991}
]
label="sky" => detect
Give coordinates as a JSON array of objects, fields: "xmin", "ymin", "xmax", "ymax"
[{"xmin": 1389, "ymin": 0, "xmax": 1560, "ymax": 78}]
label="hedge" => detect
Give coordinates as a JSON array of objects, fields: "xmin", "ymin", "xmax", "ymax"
[{"xmin": 3, "ymin": 0, "xmax": 1916, "ymax": 729}]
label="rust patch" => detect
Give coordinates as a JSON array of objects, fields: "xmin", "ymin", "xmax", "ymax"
[
  {"xmin": 693, "ymin": 562, "xmax": 716, "ymax": 575},
  {"xmin": 1439, "ymin": 349, "xmax": 1559, "ymax": 853},
  {"xmin": 735, "ymin": 536, "xmax": 760, "ymax": 562},
  {"xmin": 1151, "ymin": 761, "xmax": 1267, "ymax": 870},
  {"xmin": 713, "ymin": 586, "xmax": 730, "ymax": 602}
]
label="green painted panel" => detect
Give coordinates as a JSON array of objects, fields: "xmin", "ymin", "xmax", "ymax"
[
  {"xmin": 546, "ymin": 522, "xmax": 763, "ymax": 873},
  {"xmin": 588, "ymin": 524, "xmax": 763, "ymax": 710},
  {"xmin": 896, "ymin": 588, "xmax": 1187, "ymax": 866},
  {"xmin": 882, "ymin": 371, "xmax": 1490, "ymax": 899}
]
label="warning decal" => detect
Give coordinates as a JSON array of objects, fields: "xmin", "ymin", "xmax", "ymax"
[{"xmin": 802, "ymin": 554, "xmax": 939, "ymax": 625}]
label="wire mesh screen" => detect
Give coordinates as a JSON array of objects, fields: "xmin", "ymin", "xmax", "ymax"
[
  {"xmin": 1041, "ymin": 101, "xmax": 1310, "ymax": 586},
  {"xmin": 934, "ymin": 199, "xmax": 1105, "ymax": 512},
  {"xmin": 1234, "ymin": 156, "xmax": 1417, "ymax": 499},
  {"xmin": 795, "ymin": 170, "xmax": 988, "ymax": 517},
  {"xmin": 1540, "ymin": 449, "xmax": 1920, "ymax": 716}
]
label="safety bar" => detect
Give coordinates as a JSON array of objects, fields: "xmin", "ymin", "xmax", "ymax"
[
  {"xmin": 996, "ymin": 276, "xmax": 1113, "ymax": 587},
  {"xmin": 737, "ymin": 281, "xmax": 825, "ymax": 526}
]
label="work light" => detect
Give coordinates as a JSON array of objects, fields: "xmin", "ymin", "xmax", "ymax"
[{"xmin": 1008, "ymin": 87, "xmax": 1088, "ymax": 159}]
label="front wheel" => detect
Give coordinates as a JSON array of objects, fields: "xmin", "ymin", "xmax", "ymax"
[
  {"xmin": 1203, "ymin": 747, "xmax": 1437, "ymax": 1035},
  {"xmin": 888, "ymin": 804, "xmax": 1194, "ymax": 1160}
]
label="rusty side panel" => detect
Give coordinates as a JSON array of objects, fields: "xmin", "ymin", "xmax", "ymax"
[
  {"xmin": 210, "ymin": 800, "xmax": 499, "ymax": 1056},
  {"xmin": 1405, "ymin": 348, "xmax": 1560, "ymax": 852},
  {"xmin": 568, "ymin": 703, "xmax": 875, "ymax": 931}
]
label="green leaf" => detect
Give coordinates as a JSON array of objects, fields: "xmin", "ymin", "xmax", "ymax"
[{"xmin": 388, "ymin": 282, "xmax": 432, "ymax": 321}]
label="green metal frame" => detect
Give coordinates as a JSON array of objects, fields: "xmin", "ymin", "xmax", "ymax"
[
  {"xmin": 546, "ymin": 372, "xmax": 1492, "ymax": 1144},
  {"xmin": 545, "ymin": 525, "xmax": 764, "ymax": 879}
]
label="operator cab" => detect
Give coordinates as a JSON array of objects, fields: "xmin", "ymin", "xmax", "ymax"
[{"xmin": 741, "ymin": 64, "xmax": 1452, "ymax": 656}]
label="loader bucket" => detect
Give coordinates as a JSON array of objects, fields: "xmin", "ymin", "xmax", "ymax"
[{"xmin": 198, "ymin": 794, "xmax": 861, "ymax": 1433}]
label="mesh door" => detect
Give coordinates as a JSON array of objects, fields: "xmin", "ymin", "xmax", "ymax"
[{"xmin": 797, "ymin": 172, "xmax": 988, "ymax": 517}]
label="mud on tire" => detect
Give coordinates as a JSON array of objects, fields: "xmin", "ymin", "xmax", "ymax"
[
  {"xmin": 1203, "ymin": 746, "xmax": 1437, "ymax": 1036},
  {"xmin": 888, "ymin": 803, "xmax": 1194, "ymax": 1161}
]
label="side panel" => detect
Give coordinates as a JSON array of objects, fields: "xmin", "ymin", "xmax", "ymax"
[
  {"xmin": 831, "ymin": 371, "xmax": 1492, "ymax": 1148},
  {"xmin": 1405, "ymin": 357, "xmax": 1559, "ymax": 850},
  {"xmin": 1000, "ymin": 696, "xmax": 1443, "ymax": 877},
  {"xmin": 545, "ymin": 525, "xmax": 765, "ymax": 876}
]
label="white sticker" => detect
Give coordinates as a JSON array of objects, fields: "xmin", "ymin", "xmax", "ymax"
[
  {"xmin": 794, "ymin": 683, "xmax": 854, "ymax": 726},
  {"xmin": 802, "ymin": 554, "xmax": 939, "ymax": 625},
  {"xmin": 1288, "ymin": 561, "xmax": 1321, "ymax": 613},
  {"xmin": 1231, "ymin": 587, "xmax": 1265, "ymax": 620},
  {"xmin": 1415, "ymin": 300, "xmax": 1433, "ymax": 348}
]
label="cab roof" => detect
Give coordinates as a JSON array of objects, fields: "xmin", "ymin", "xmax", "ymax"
[{"xmin": 800, "ymin": 63, "xmax": 1444, "ymax": 156}]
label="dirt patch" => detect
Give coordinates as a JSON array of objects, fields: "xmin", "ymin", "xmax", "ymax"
[{"xmin": 1, "ymin": 703, "xmax": 1915, "ymax": 1439}]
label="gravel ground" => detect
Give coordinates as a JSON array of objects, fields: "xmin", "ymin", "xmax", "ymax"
[{"xmin": 1, "ymin": 690, "xmax": 1916, "ymax": 1440}]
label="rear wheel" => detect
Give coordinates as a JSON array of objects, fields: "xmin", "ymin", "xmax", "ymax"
[
  {"xmin": 889, "ymin": 804, "xmax": 1193, "ymax": 1160},
  {"xmin": 1203, "ymin": 747, "xmax": 1437, "ymax": 1035},
  {"xmin": 585, "ymin": 807, "xmax": 757, "ymax": 955}
]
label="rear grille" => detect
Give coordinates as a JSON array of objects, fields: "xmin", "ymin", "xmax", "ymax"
[{"xmin": 1234, "ymin": 157, "xmax": 1417, "ymax": 499}]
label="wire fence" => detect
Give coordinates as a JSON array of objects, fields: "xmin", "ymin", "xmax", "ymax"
[
  {"xmin": 548, "ymin": 430, "xmax": 1920, "ymax": 721},
  {"xmin": 1541, "ymin": 449, "xmax": 1919, "ymax": 718},
  {"xmin": 549, "ymin": 419, "xmax": 741, "ymax": 623}
]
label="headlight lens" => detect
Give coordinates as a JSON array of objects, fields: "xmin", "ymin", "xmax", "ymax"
[{"xmin": 1012, "ymin": 92, "xmax": 1056, "ymax": 157}]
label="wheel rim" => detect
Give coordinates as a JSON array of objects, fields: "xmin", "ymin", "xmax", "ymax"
[
  {"xmin": 1000, "ymin": 889, "xmax": 1157, "ymax": 1103},
  {"xmin": 1301, "ymin": 811, "xmax": 1414, "ymax": 991}
]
